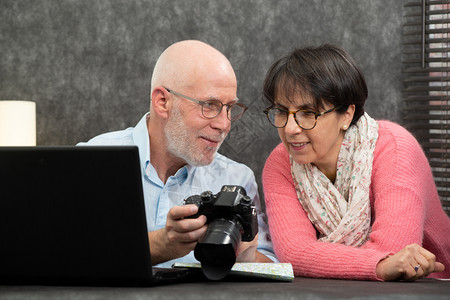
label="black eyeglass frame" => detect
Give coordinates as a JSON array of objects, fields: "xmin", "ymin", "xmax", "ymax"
[
  {"xmin": 263, "ymin": 105, "xmax": 343, "ymax": 130},
  {"xmin": 164, "ymin": 87, "xmax": 248, "ymax": 121}
]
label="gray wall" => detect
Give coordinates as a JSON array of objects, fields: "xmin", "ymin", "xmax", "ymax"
[{"xmin": 0, "ymin": 0, "xmax": 408, "ymax": 199}]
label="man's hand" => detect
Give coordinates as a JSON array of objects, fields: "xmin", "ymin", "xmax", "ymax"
[
  {"xmin": 236, "ymin": 234, "xmax": 273, "ymax": 263},
  {"xmin": 376, "ymin": 243, "xmax": 445, "ymax": 281},
  {"xmin": 149, "ymin": 204, "xmax": 207, "ymax": 265}
]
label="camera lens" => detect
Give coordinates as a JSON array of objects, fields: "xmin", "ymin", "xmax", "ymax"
[{"xmin": 194, "ymin": 218, "xmax": 242, "ymax": 280}]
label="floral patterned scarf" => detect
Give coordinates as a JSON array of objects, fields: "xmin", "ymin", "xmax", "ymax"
[{"xmin": 290, "ymin": 113, "xmax": 379, "ymax": 247}]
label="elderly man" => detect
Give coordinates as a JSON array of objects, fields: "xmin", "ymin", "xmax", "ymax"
[{"xmin": 79, "ymin": 40, "xmax": 276, "ymax": 267}]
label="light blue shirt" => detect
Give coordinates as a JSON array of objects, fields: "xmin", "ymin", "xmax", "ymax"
[{"xmin": 78, "ymin": 113, "xmax": 276, "ymax": 267}]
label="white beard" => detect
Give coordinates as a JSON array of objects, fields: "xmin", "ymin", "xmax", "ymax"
[{"xmin": 164, "ymin": 105, "xmax": 225, "ymax": 166}]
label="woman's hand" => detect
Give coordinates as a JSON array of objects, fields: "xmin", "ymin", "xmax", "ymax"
[{"xmin": 376, "ymin": 243, "xmax": 445, "ymax": 281}]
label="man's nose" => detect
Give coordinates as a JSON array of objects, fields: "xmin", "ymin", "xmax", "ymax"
[{"xmin": 210, "ymin": 108, "xmax": 231, "ymax": 131}]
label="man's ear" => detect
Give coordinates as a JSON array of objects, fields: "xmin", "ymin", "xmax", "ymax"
[{"xmin": 151, "ymin": 87, "xmax": 171, "ymax": 119}]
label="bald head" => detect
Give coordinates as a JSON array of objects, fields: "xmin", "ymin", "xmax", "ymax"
[
  {"xmin": 147, "ymin": 40, "xmax": 238, "ymax": 177},
  {"xmin": 150, "ymin": 40, "xmax": 236, "ymax": 93}
]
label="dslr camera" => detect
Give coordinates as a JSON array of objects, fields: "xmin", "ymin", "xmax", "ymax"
[{"xmin": 184, "ymin": 185, "xmax": 258, "ymax": 280}]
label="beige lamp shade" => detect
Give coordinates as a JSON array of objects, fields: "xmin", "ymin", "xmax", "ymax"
[{"xmin": 0, "ymin": 100, "xmax": 36, "ymax": 146}]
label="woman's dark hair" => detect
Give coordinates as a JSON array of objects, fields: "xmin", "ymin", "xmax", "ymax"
[{"xmin": 263, "ymin": 44, "xmax": 367, "ymax": 125}]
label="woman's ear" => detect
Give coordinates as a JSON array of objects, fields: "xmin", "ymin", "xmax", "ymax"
[
  {"xmin": 342, "ymin": 104, "xmax": 355, "ymax": 129},
  {"xmin": 151, "ymin": 87, "xmax": 171, "ymax": 119}
]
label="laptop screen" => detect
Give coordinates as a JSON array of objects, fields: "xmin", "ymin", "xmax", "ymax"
[{"xmin": 0, "ymin": 146, "xmax": 154, "ymax": 286}]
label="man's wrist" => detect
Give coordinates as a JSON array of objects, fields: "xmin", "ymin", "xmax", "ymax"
[
  {"xmin": 148, "ymin": 229, "xmax": 169, "ymax": 266},
  {"xmin": 254, "ymin": 251, "xmax": 274, "ymax": 263}
]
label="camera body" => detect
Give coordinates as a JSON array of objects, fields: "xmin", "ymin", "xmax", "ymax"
[
  {"xmin": 184, "ymin": 185, "xmax": 258, "ymax": 241},
  {"xmin": 184, "ymin": 185, "xmax": 258, "ymax": 280}
]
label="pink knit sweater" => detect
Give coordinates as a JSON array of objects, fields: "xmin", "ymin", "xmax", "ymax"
[{"xmin": 263, "ymin": 120, "xmax": 450, "ymax": 280}]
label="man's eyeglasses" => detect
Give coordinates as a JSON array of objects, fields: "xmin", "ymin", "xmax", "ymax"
[
  {"xmin": 165, "ymin": 87, "xmax": 248, "ymax": 121},
  {"xmin": 263, "ymin": 105, "xmax": 342, "ymax": 130}
]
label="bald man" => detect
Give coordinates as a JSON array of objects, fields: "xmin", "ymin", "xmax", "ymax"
[{"xmin": 78, "ymin": 40, "xmax": 276, "ymax": 267}]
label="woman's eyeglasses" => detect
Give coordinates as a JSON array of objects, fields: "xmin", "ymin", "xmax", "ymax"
[{"xmin": 263, "ymin": 105, "xmax": 342, "ymax": 130}]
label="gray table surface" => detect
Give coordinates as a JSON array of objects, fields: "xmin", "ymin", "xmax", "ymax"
[{"xmin": 0, "ymin": 277, "xmax": 449, "ymax": 300}]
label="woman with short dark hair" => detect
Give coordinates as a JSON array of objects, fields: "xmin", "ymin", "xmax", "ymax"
[{"xmin": 262, "ymin": 44, "xmax": 450, "ymax": 281}]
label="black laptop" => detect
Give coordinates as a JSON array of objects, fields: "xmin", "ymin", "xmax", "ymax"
[{"xmin": 0, "ymin": 146, "xmax": 200, "ymax": 286}]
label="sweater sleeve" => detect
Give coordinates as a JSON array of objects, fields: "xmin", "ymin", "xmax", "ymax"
[
  {"xmin": 263, "ymin": 144, "xmax": 390, "ymax": 280},
  {"xmin": 359, "ymin": 121, "xmax": 434, "ymax": 252}
]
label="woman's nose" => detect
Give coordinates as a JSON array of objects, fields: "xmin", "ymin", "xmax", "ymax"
[{"xmin": 284, "ymin": 113, "xmax": 302, "ymax": 135}]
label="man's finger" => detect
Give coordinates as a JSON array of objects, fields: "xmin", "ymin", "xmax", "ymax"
[{"xmin": 168, "ymin": 204, "xmax": 199, "ymax": 220}]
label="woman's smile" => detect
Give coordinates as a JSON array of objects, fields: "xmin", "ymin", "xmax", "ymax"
[{"xmin": 289, "ymin": 141, "xmax": 309, "ymax": 151}]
